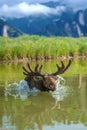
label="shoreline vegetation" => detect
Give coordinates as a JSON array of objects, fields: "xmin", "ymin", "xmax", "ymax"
[{"xmin": 0, "ymin": 35, "xmax": 87, "ymax": 62}]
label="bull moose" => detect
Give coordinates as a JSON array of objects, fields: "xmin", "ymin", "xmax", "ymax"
[{"xmin": 22, "ymin": 60, "xmax": 72, "ymax": 91}]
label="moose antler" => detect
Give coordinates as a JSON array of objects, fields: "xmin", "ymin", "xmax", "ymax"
[
  {"xmin": 23, "ymin": 60, "xmax": 72, "ymax": 77},
  {"xmin": 50, "ymin": 60, "xmax": 72, "ymax": 76},
  {"xmin": 22, "ymin": 63, "xmax": 45, "ymax": 77},
  {"xmin": 22, "ymin": 60, "xmax": 72, "ymax": 91}
]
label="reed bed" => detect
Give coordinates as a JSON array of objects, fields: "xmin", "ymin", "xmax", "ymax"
[{"xmin": 0, "ymin": 35, "xmax": 87, "ymax": 60}]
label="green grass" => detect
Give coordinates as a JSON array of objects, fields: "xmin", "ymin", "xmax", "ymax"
[{"xmin": 0, "ymin": 35, "xmax": 87, "ymax": 60}]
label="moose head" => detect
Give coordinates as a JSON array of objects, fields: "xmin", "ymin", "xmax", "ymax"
[{"xmin": 22, "ymin": 60, "xmax": 71, "ymax": 91}]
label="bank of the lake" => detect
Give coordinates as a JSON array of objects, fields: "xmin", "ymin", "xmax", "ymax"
[{"xmin": 0, "ymin": 35, "xmax": 87, "ymax": 61}]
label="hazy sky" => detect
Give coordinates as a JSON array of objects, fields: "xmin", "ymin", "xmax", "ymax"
[
  {"xmin": 0, "ymin": 0, "xmax": 87, "ymax": 5},
  {"xmin": 0, "ymin": 0, "xmax": 58, "ymax": 5},
  {"xmin": 0, "ymin": 0, "xmax": 87, "ymax": 18}
]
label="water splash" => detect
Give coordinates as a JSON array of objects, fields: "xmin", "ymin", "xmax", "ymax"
[
  {"xmin": 5, "ymin": 80, "xmax": 40, "ymax": 100},
  {"xmin": 5, "ymin": 76, "xmax": 69, "ymax": 101},
  {"xmin": 50, "ymin": 75, "xmax": 69, "ymax": 101}
]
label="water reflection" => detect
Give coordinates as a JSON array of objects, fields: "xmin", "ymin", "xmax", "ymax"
[
  {"xmin": 0, "ymin": 59, "xmax": 87, "ymax": 130},
  {"xmin": 0, "ymin": 86, "xmax": 87, "ymax": 130},
  {"xmin": 0, "ymin": 92, "xmax": 70, "ymax": 130}
]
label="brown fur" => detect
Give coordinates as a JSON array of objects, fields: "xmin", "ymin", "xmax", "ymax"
[
  {"xmin": 23, "ymin": 60, "xmax": 71, "ymax": 91},
  {"xmin": 25, "ymin": 75, "xmax": 57, "ymax": 91}
]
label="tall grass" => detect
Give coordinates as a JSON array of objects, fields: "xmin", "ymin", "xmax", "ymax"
[{"xmin": 0, "ymin": 35, "xmax": 87, "ymax": 61}]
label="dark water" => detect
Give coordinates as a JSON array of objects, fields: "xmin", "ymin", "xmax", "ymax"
[{"xmin": 0, "ymin": 59, "xmax": 87, "ymax": 130}]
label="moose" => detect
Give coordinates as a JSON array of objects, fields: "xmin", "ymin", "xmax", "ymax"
[{"xmin": 22, "ymin": 60, "xmax": 72, "ymax": 91}]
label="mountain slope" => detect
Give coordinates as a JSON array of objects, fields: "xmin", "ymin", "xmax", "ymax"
[
  {"xmin": 6, "ymin": 1, "xmax": 87, "ymax": 37},
  {"xmin": 0, "ymin": 19, "xmax": 23, "ymax": 37}
]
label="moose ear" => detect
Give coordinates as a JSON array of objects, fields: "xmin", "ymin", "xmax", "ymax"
[
  {"xmin": 43, "ymin": 75, "xmax": 58, "ymax": 80},
  {"xmin": 43, "ymin": 75, "xmax": 48, "ymax": 79},
  {"xmin": 52, "ymin": 76, "xmax": 58, "ymax": 80}
]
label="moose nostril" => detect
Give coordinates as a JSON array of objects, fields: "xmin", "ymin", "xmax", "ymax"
[
  {"xmin": 49, "ymin": 84, "xmax": 56, "ymax": 91},
  {"xmin": 49, "ymin": 84, "xmax": 54, "ymax": 89}
]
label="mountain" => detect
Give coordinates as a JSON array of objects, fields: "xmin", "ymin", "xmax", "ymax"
[
  {"xmin": 0, "ymin": 19, "xmax": 23, "ymax": 37},
  {"xmin": 5, "ymin": 1, "xmax": 87, "ymax": 37}
]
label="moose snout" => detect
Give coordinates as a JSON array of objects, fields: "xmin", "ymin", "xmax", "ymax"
[{"xmin": 49, "ymin": 84, "xmax": 56, "ymax": 91}]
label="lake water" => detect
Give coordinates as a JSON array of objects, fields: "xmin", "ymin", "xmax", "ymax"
[{"xmin": 0, "ymin": 59, "xmax": 87, "ymax": 130}]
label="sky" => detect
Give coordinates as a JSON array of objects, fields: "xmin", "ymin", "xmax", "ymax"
[{"xmin": 0, "ymin": 0, "xmax": 87, "ymax": 18}]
